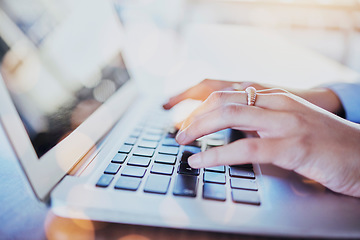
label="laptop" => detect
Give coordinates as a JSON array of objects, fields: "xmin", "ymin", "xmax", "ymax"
[{"xmin": 0, "ymin": 0, "xmax": 360, "ymax": 238}]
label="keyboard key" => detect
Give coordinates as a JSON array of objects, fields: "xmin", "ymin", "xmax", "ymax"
[
  {"xmin": 132, "ymin": 147, "xmax": 155, "ymax": 157},
  {"xmin": 166, "ymin": 132, "xmax": 177, "ymax": 139},
  {"xmin": 145, "ymin": 128, "xmax": 163, "ymax": 135},
  {"xmin": 207, "ymin": 131, "xmax": 225, "ymax": 140},
  {"xmin": 183, "ymin": 145, "xmax": 201, "ymax": 154},
  {"xmin": 230, "ymin": 178, "xmax": 258, "ymax": 191},
  {"xmin": 180, "ymin": 151, "xmax": 192, "ymax": 163},
  {"xmin": 231, "ymin": 189, "xmax": 261, "ymax": 205},
  {"xmin": 178, "ymin": 162, "xmax": 200, "ymax": 176},
  {"xmin": 231, "ymin": 164, "xmax": 253, "ymax": 169},
  {"xmin": 124, "ymin": 137, "xmax": 137, "ymax": 145},
  {"xmin": 229, "ymin": 167, "xmax": 255, "ymax": 179},
  {"xmin": 206, "ymin": 139, "xmax": 225, "ymax": 147},
  {"xmin": 162, "ymin": 138, "xmax": 179, "ymax": 147},
  {"xmin": 130, "ymin": 129, "xmax": 142, "ymax": 138},
  {"xmin": 173, "ymin": 175, "xmax": 198, "ymax": 197},
  {"xmin": 180, "ymin": 146, "xmax": 201, "ymax": 163},
  {"xmin": 146, "ymin": 120, "xmax": 166, "ymax": 130},
  {"xmin": 205, "ymin": 165, "xmax": 225, "ymax": 173},
  {"xmin": 185, "ymin": 141, "xmax": 201, "ymax": 147},
  {"xmin": 146, "ymin": 124, "xmax": 165, "ymax": 130},
  {"xmin": 114, "ymin": 176, "xmax": 141, "ymax": 191},
  {"xmin": 151, "ymin": 164, "xmax": 174, "ymax": 175},
  {"xmin": 155, "ymin": 154, "xmax": 177, "ymax": 165},
  {"xmin": 138, "ymin": 140, "xmax": 158, "ymax": 149},
  {"xmin": 144, "ymin": 175, "xmax": 171, "ymax": 194},
  {"xmin": 118, "ymin": 144, "xmax": 132, "ymax": 154},
  {"xmin": 203, "ymin": 183, "xmax": 226, "ymax": 201},
  {"xmin": 158, "ymin": 146, "xmax": 179, "ymax": 155},
  {"xmin": 127, "ymin": 156, "xmax": 151, "ymax": 167},
  {"xmin": 96, "ymin": 174, "xmax": 114, "ymax": 187},
  {"xmin": 229, "ymin": 129, "xmax": 246, "ymax": 142},
  {"xmin": 104, "ymin": 163, "xmax": 121, "ymax": 174},
  {"xmin": 111, "ymin": 153, "xmax": 127, "ymax": 164},
  {"xmin": 121, "ymin": 165, "xmax": 147, "ymax": 178},
  {"xmin": 203, "ymin": 172, "xmax": 226, "ymax": 184},
  {"xmin": 142, "ymin": 134, "xmax": 162, "ymax": 141}
]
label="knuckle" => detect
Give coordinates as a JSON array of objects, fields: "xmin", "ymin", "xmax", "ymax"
[
  {"xmin": 202, "ymin": 79, "xmax": 213, "ymax": 84},
  {"xmin": 241, "ymin": 81, "xmax": 254, "ymax": 88},
  {"xmin": 297, "ymin": 135, "xmax": 310, "ymax": 151},
  {"xmin": 280, "ymin": 112, "xmax": 306, "ymax": 134},
  {"xmin": 292, "ymin": 135, "xmax": 311, "ymax": 165},
  {"xmin": 208, "ymin": 91, "xmax": 225, "ymax": 103},
  {"xmin": 188, "ymin": 115, "xmax": 201, "ymax": 129},
  {"xmin": 202, "ymin": 79, "xmax": 209, "ymax": 84},
  {"xmin": 290, "ymin": 112, "xmax": 306, "ymax": 128},
  {"xmin": 243, "ymin": 140, "xmax": 259, "ymax": 158},
  {"xmin": 221, "ymin": 103, "xmax": 242, "ymax": 119},
  {"xmin": 275, "ymin": 92, "xmax": 295, "ymax": 108}
]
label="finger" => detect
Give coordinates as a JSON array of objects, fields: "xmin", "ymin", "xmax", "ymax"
[
  {"xmin": 179, "ymin": 91, "xmax": 241, "ymax": 130},
  {"xmin": 187, "ymin": 138, "xmax": 295, "ymax": 169},
  {"xmin": 163, "ymin": 89, "xmax": 195, "ymax": 110},
  {"xmin": 232, "ymin": 82, "xmax": 274, "ymax": 91},
  {"xmin": 179, "ymin": 90, "xmax": 296, "ymax": 132},
  {"xmin": 163, "ymin": 79, "xmax": 246, "ymax": 110},
  {"xmin": 193, "ymin": 90, "xmax": 299, "ymax": 117},
  {"xmin": 178, "ymin": 91, "xmax": 256, "ymax": 130},
  {"xmin": 163, "ymin": 81, "xmax": 216, "ymax": 110},
  {"xmin": 176, "ymin": 103, "xmax": 289, "ymax": 145}
]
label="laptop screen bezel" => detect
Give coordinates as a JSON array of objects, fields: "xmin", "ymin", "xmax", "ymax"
[
  {"xmin": 0, "ymin": 75, "xmax": 137, "ymax": 201},
  {"xmin": 0, "ymin": 1, "xmax": 138, "ymax": 201}
]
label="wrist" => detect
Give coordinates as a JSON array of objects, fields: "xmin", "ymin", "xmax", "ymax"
[{"xmin": 293, "ymin": 88, "xmax": 345, "ymax": 116}]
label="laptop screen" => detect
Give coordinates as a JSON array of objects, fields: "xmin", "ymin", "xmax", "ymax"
[{"xmin": 0, "ymin": 0, "xmax": 130, "ymax": 158}]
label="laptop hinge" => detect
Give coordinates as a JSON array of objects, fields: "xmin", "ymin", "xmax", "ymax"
[{"xmin": 67, "ymin": 136, "xmax": 106, "ymax": 177}]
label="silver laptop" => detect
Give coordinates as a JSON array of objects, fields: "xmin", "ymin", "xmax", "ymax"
[{"xmin": 0, "ymin": 0, "xmax": 359, "ymax": 238}]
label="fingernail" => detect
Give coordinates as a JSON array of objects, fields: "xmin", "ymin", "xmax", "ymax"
[
  {"xmin": 176, "ymin": 130, "xmax": 186, "ymax": 143},
  {"xmin": 162, "ymin": 103, "xmax": 170, "ymax": 110},
  {"xmin": 188, "ymin": 154, "xmax": 201, "ymax": 168}
]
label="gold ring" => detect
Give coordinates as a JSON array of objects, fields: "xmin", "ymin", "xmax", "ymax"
[{"xmin": 245, "ymin": 87, "xmax": 257, "ymax": 106}]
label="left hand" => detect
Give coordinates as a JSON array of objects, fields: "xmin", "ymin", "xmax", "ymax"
[
  {"xmin": 175, "ymin": 89, "xmax": 360, "ymax": 197},
  {"xmin": 162, "ymin": 79, "xmax": 270, "ymax": 110},
  {"xmin": 163, "ymin": 79, "xmax": 344, "ymax": 115}
]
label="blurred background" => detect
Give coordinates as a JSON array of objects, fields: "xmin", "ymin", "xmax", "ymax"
[
  {"xmin": 1, "ymin": 0, "xmax": 360, "ymax": 120},
  {"xmin": 116, "ymin": 0, "xmax": 360, "ymax": 72},
  {"xmin": 2, "ymin": 0, "xmax": 360, "ymax": 93}
]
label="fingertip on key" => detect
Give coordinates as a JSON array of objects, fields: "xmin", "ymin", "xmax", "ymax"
[
  {"xmin": 188, "ymin": 154, "xmax": 202, "ymax": 168},
  {"xmin": 175, "ymin": 130, "xmax": 186, "ymax": 144}
]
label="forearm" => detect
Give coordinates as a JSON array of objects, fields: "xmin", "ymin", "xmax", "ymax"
[
  {"xmin": 324, "ymin": 82, "xmax": 360, "ymax": 123},
  {"xmin": 292, "ymin": 88, "xmax": 345, "ymax": 116}
]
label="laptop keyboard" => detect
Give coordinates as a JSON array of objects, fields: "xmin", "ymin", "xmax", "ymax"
[{"xmin": 96, "ymin": 111, "xmax": 261, "ymax": 206}]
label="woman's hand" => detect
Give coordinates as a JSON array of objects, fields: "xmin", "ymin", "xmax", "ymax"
[
  {"xmin": 175, "ymin": 89, "xmax": 360, "ymax": 197},
  {"xmin": 163, "ymin": 79, "xmax": 345, "ymax": 115},
  {"xmin": 163, "ymin": 79, "xmax": 270, "ymax": 110}
]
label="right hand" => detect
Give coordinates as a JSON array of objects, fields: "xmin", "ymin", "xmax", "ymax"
[
  {"xmin": 175, "ymin": 89, "xmax": 360, "ymax": 197},
  {"xmin": 163, "ymin": 79, "xmax": 344, "ymax": 116}
]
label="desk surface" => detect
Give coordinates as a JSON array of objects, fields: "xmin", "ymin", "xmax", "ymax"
[{"xmin": 1, "ymin": 24, "xmax": 358, "ymax": 240}]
